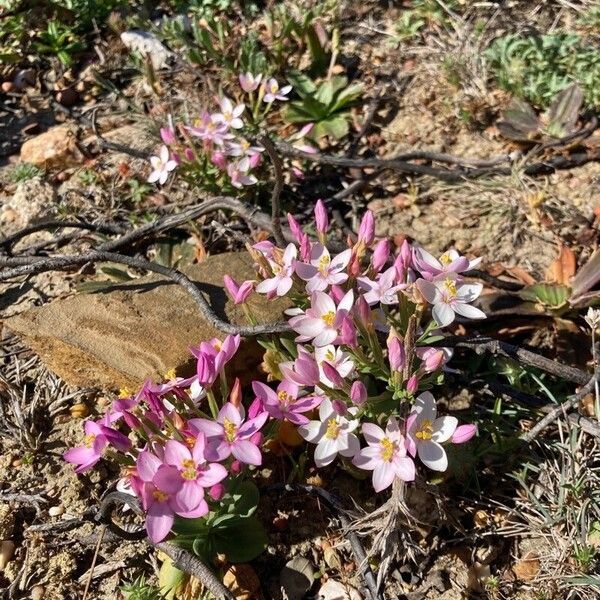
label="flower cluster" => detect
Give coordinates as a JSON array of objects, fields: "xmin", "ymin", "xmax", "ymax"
[
  {"xmin": 147, "ymin": 74, "xmax": 312, "ymax": 189},
  {"xmin": 65, "ymin": 204, "xmax": 481, "ymax": 545}
]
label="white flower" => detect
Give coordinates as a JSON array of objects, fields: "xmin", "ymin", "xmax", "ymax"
[
  {"xmin": 416, "ymin": 275, "xmax": 485, "ymax": 327},
  {"xmin": 406, "ymin": 391, "xmax": 458, "ymax": 472},
  {"xmin": 227, "ymin": 157, "xmax": 258, "ymax": 188},
  {"xmin": 262, "ymin": 78, "xmax": 292, "ymax": 103},
  {"xmin": 212, "ymin": 96, "xmax": 245, "ymax": 130},
  {"xmin": 358, "ymin": 267, "xmax": 404, "ymax": 305},
  {"xmin": 255, "ymin": 243, "xmax": 297, "ymax": 296},
  {"xmin": 295, "ymin": 244, "xmax": 352, "ymax": 293},
  {"xmin": 298, "ymin": 398, "xmax": 360, "ymax": 467},
  {"xmin": 148, "ymin": 145, "xmax": 177, "ymax": 185}
]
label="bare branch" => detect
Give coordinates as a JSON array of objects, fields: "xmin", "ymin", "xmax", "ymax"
[{"xmin": 258, "ymin": 134, "xmax": 286, "ymax": 247}]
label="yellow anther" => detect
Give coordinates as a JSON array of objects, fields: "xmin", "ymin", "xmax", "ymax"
[
  {"xmin": 223, "ymin": 417, "xmax": 237, "ymax": 442},
  {"xmin": 325, "ymin": 349, "xmax": 335, "ymax": 361},
  {"xmin": 325, "ymin": 418, "xmax": 340, "ymax": 440},
  {"xmin": 83, "ymin": 434, "xmax": 96, "ymax": 448},
  {"xmin": 277, "ymin": 390, "xmax": 290, "ymax": 403},
  {"xmin": 415, "ymin": 419, "xmax": 434, "ymax": 441},
  {"xmin": 165, "ymin": 368, "xmax": 177, "ymax": 381},
  {"xmin": 181, "ymin": 459, "xmax": 197, "ymax": 480},
  {"xmin": 153, "ymin": 490, "xmax": 169, "ymax": 502},
  {"xmin": 439, "ymin": 253, "xmax": 452, "ymax": 266},
  {"xmin": 380, "ymin": 437, "xmax": 396, "ymax": 462},
  {"xmin": 443, "ymin": 278, "xmax": 457, "ymax": 297},
  {"xmin": 318, "ymin": 254, "xmax": 331, "ymax": 273},
  {"xmin": 118, "ymin": 388, "xmax": 131, "ymax": 398},
  {"xmin": 322, "ymin": 311, "xmax": 336, "ymax": 326}
]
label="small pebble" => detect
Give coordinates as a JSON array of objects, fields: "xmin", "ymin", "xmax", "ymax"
[
  {"xmin": 70, "ymin": 403, "xmax": 89, "ymax": 418},
  {"xmin": 49, "ymin": 506, "xmax": 65, "ymax": 517},
  {"xmin": 1, "ymin": 81, "xmax": 13, "ymax": 93},
  {"xmin": 31, "ymin": 585, "xmax": 44, "ymax": 600},
  {"xmin": 0, "ymin": 540, "xmax": 15, "ymax": 570}
]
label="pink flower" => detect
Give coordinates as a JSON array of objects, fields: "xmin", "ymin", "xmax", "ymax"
[
  {"xmin": 185, "ymin": 112, "xmax": 231, "ymax": 146},
  {"xmin": 415, "ymin": 347, "xmax": 447, "ymax": 372},
  {"xmin": 190, "ymin": 403, "xmax": 268, "ymax": 466},
  {"xmin": 137, "ymin": 451, "xmax": 185, "ymax": 542},
  {"xmin": 148, "ymin": 145, "xmax": 177, "ymax": 185},
  {"xmin": 252, "ymin": 380, "xmax": 321, "ymax": 425},
  {"xmin": 227, "ymin": 157, "xmax": 258, "ymax": 188},
  {"xmin": 255, "ymin": 243, "xmax": 297, "ymax": 296},
  {"xmin": 416, "ymin": 276, "xmax": 485, "ymax": 327},
  {"xmin": 295, "ymin": 244, "xmax": 351, "ymax": 293},
  {"xmin": 288, "ymin": 289, "xmax": 354, "ymax": 347},
  {"xmin": 64, "ymin": 420, "xmax": 131, "ymax": 473},
  {"xmin": 262, "ymin": 78, "xmax": 292, "ymax": 102},
  {"xmin": 353, "ymin": 418, "xmax": 415, "ymax": 492},
  {"xmin": 163, "ymin": 436, "xmax": 228, "ymax": 514},
  {"xmin": 358, "ymin": 267, "xmax": 403, "ymax": 305},
  {"xmin": 226, "ymin": 138, "xmax": 263, "ymax": 158},
  {"xmin": 211, "ymin": 151, "xmax": 227, "ymax": 170},
  {"xmin": 405, "ymin": 392, "xmax": 458, "ymax": 472},
  {"xmin": 212, "ymin": 96, "xmax": 245, "ymax": 130},
  {"xmin": 413, "ymin": 247, "xmax": 481, "ymax": 280},
  {"xmin": 298, "ymin": 398, "xmax": 360, "ymax": 467},
  {"xmin": 224, "ymin": 275, "xmax": 254, "ymax": 304},
  {"xmin": 191, "ymin": 335, "xmax": 241, "ymax": 387},
  {"xmin": 452, "ymin": 424, "xmax": 477, "ymax": 444},
  {"xmin": 239, "ymin": 72, "xmax": 262, "ymax": 92},
  {"xmin": 280, "ymin": 346, "xmax": 320, "ymax": 387}
]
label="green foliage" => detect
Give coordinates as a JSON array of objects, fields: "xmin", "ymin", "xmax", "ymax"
[
  {"xmin": 33, "ymin": 20, "xmax": 85, "ymax": 66},
  {"xmin": 485, "ymin": 33, "xmax": 600, "ymax": 108},
  {"xmin": 120, "ymin": 576, "xmax": 164, "ymax": 600},
  {"xmin": 284, "ymin": 73, "xmax": 363, "ymax": 140},
  {"xmin": 172, "ymin": 480, "xmax": 267, "ymax": 564},
  {"xmin": 390, "ymin": 12, "xmax": 426, "ymax": 45},
  {"xmin": 8, "ymin": 163, "xmax": 44, "ymax": 184}
]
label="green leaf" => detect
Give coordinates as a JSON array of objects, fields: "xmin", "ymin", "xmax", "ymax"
[
  {"xmin": 228, "ymin": 480, "xmax": 259, "ymax": 518},
  {"xmin": 329, "ymin": 82, "xmax": 363, "ymax": 113},
  {"xmin": 520, "ymin": 283, "xmax": 570, "ymax": 308},
  {"xmin": 158, "ymin": 559, "xmax": 188, "ymax": 600},
  {"xmin": 212, "ymin": 515, "xmax": 268, "ymax": 562},
  {"xmin": 318, "ymin": 115, "xmax": 349, "ymax": 139},
  {"xmin": 286, "ymin": 71, "xmax": 317, "ymax": 97},
  {"xmin": 305, "ymin": 25, "xmax": 328, "ymax": 74}
]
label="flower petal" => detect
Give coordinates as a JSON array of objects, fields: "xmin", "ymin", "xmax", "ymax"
[{"xmin": 417, "ymin": 440, "xmax": 448, "ymax": 471}]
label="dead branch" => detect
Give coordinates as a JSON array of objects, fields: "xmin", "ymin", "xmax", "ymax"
[{"xmin": 258, "ymin": 134, "xmax": 286, "ymax": 248}]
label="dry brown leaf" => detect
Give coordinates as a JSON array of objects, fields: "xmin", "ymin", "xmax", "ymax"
[
  {"xmin": 513, "ymin": 551, "xmax": 541, "ymax": 581},
  {"xmin": 223, "ymin": 564, "xmax": 260, "ymax": 600},
  {"xmin": 506, "ymin": 266, "xmax": 537, "ymax": 286},
  {"xmin": 546, "ymin": 245, "xmax": 576, "ymax": 285}
]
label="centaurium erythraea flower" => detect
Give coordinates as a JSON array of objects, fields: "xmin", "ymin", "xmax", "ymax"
[
  {"xmin": 295, "ymin": 243, "xmax": 352, "ymax": 293},
  {"xmin": 148, "ymin": 145, "xmax": 177, "ymax": 185},
  {"xmin": 251, "ymin": 380, "xmax": 321, "ymax": 425},
  {"xmin": 255, "ymin": 243, "xmax": 297, "ymax": 296}
]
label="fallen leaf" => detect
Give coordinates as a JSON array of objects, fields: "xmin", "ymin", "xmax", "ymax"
[
  {"xmin": 546, "ymin": 245, "xmax": 576, "ymax": 285},
  {"xmin": 507, "ymin": 266, "xmax": 536, "ymax": 286},
  {"xmin": 280, "ymin": 557, "xmax": 315, "ymax": 600},
  {"xmin": 223, "ymin": 564, "xmax": 260, "ymax": 600}
]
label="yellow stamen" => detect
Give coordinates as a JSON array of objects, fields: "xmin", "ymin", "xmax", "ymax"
[
  {"xmin": 118, "ymin": 388, "xmax": 131, "ymax": 398},
  {"xmin": 153, "ymin": 490, "xmax": 169, "ymax": 502},
  {"xmin": 181, "ymin": 458, "xmax": 197, "ymax": 480},
  {"xmin": 318, "ymin": 254, "xmax": 331, "ymax": 274},
  {"xmin": 164, "ymin": 368, "xmax": 177, "ymax": 381},
  {"xmin": 415, "ymin": 419, "xmax": 434, "ymax": 441},
  {"xmin": 277, "ymin": 390, "xmax": 290, "ymax": 404},
  {"xmin": 325, "ymin": 349, "xmax": 335, "ymax": 361},
  {"xmin": 213, "ymin": 340, "xmax": 222, "ymax": 351},
  {"xmin": 380, "ymin": 437, "xmax": 396, "ymax": 462},
  {"xmin": 185, "ymin": 436, "xmax": 196, "ymax": 448},
  {"xmin": 325, "ymin": 418, "xmax": 340, "ymax": 440},
  {"xmin": 83, "ymin": 434, "xmax": 96, "ymax": 448},
  {"xmin": 223, "ymin": 417, "xmax": 237, "ymax": 442},
  {"xmin": 439, "ymin": 253, "xmax": 452, "ymax": 266},
  {"xmin": 224, "ymin": 111, "xmax": 232, "ymax": 121},
  {"xmin": 322, "ymin": 311, "xmax": 336, "ymax": 326},
  {"xmin": 443, "ymin": 277, "xmax": 457, "ymax": 297}
]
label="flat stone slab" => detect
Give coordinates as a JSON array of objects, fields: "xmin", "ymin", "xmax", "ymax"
[{"xmin": 3, "ymin": 252, "xmax": 286, "ymax": 390}]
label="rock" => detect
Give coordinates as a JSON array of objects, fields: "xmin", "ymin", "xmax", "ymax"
[
  {"xmin": 0, "ymin": 176, "xmax": 56, "ymax": 233},
  {"xmin": 13, "ymin": 69, "xmax": 36, "ymax": 90},
  {"xmin": 48, "ymin": 505, "xmax": 64, "ymax": 517},
  {"xmin": 318, "ymin": 580, "xmax": 362, "ymax": 600},
  {"xmin": 20, "ymin": 126, "xmax": 82, "ymax": 168},
  {"xmin": 1, "ymin": 81, "xmax": 13, "ymax": 93},
  {"xmin": 120, "ymin": 30, "xmax": 172, "ymax": 70},
  {"xmin": 0, "ymin": 540, "xmax": 15, "ymax": 571},
  {"xmin": 280, "ymin": 556, "xmax": 315, "ymax": 600},
  {"xmin": 3, "ymin": 253, "xmax": 288, "ymax": 390}
]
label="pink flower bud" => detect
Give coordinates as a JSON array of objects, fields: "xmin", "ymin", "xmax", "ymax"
[
  {"xmin": 330, "ymin": 285, "xmax": 345, "ymax": 304},
  {"xmin": 422, "ymin": 349, "xmax": 445, "ymax": 372},
  {"xmin": 230, "ymin": 460, "xmax": 242, "ymax": 474},
  {"xmin": 356, "ymin": 296, "xmax": 372, "ymax": 328},
  {"xmin": 315, "ymin": 199, "xmax": 329, "ymax": 235},
  {"xmin": 209, "ymin": 483, "xmax": 225, "ymax": 501},
  {"xmin": 123, "ymin": 411, "xmax": 141, "ymax": 430},
  {"xmin": 223, "ymin": 275, "xmax": 253, "ymax": 305},
  {"xmin": 160, "ymin": 126, "xmax": 176, "ymax": 145},
  {"xmin": 196, "ymin": 354, "xmax": 215, "ymax": 386},
  {"xmin": 248, "ymin": 397, "xmax": 263, "ymax": 419},
  {"xmin": 400, "ymin": 239, "xmax": 412, "ymax": 268},
  {"xmin": 387, "ymin": 337, "xmax": 405, "ymax": 372},
  {"xmin": 358, "ymin": 210, "xmax": 375, "ymax": 247},
  {"xmin": 211, "ymin": 151, "xmax": 227, "ymax": 170},
  {"xmin": 340, "ymin": 317, "xmax": 357, "ymax": 348},
  {"xmin": 229, "ymin": 377, "xmax": 242, "ymax": 408},
  {"xmin": 372, "ymin": 239, "xmax": 390, "ymax": 272},
  {"xmin": 250, "ymin": 431, "xmax": 263, "ymax": 446},
  {"xmin": 249, "ymin": 152, "xmax": 262, "ymax": 168},
  {"xmin": 287, "ymin": 213, "xmax": 303, "ymax": 243},
  {"xmin": 332, "ymin": 399, "xmax": 348, "ymax": 415},
  {"xmin": 322, "ymin": 362, "xmax": 345, "ymax": 388},
  {"xmin": 452, "ymin": 424, "xmax": 477, "ymax": 444},
  {"xmin": 300, "ymin": 233, "xmax": 311, "ymax": 262},
  {"xmin": 183, "ymin": 147, "xmax": 194, "ymax": 161},
  {"xmin": 350, "ymin": 380, "xmax": 367, "ymax": 405},
  {"xmin": 406, "ymin": 375, "xmax": 419, "ymax": 394}
]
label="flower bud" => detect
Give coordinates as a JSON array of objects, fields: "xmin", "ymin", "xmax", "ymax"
[
  {"xmin": 287, "ymin": 213, "xmax": 303, "ymax": 243},
  {"xmin": 340, "ymin": 317, "xmax": 357, "ymax": 348},
  {"xmin": 209, "ymin": 483, "xmax": 225, "ymax": 501},
  {"xmin": 358, "ymin": 210, "xmax": 375, "ymax": 247},
  {"xmin": 322, "ymin": 362, "xmax": 345, "ymax": 388},
  {"xmin": 406, "ymin": 375, "xmax": 419, "ymax": 394},
  {"xmin": 350, "ymin": 381, "xmax": 367, "ymax": 406},
  {"xmin": 229, "ymin": 377, "xmax": 242, "ymax": 408},
  {"xmin": 211, "ymin": 151, "xmax": 227, "ymax": 170},
  {"xmin": 371, "ymin": 239, "xmax": 390, "ymax": 272},
  {"xmin": 196, "ymin": 354, "xmax": 215, "ymax": 386},
  {"xmin": 315, "ymin": 199, "xmax": 329, "ymax": 237},
  {"xmin": 387, "ymin": 337, "xmax": 405, "ymax": 372},
  {"xmin": 332, "ymin": 399, "xmax": 348, "ymax": 415},
  {"xmin": 452, "ymin": 424, "xmax": 477, "ymax": 444}
]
